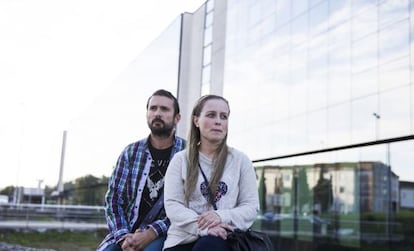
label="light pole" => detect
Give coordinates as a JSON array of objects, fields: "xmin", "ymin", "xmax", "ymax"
[{"xmin": 37, "ymin": 179, "xmax": 45, "ymax": 209}]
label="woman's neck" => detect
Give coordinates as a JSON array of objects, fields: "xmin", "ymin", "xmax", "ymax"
[{"xmin": 199, "ymin": 141, "xmax": 219, "ymax": 160}]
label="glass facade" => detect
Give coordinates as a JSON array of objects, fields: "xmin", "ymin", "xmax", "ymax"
[
  {"xmin": 66, "ymin": 17, "xmax": 183, "ymax": 181},
  {"xmin": 223, "ymin": 0, "xmax": 414, "ymax": 250},
  {"xmin": 252, "ymin": 139, "xmax": 414, "ymax": 251},
  {"xmin": 201, "ymin": 0, "xmax": 215, "ymax": 95},
  {"xmin": 59, "ymin": 1, "xmax": 414, "ymax": 250}
]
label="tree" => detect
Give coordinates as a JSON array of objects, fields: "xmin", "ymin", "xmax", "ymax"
[
  {"xmin": 72, "ymin": 175, "xmax": 108, "ymax": 205},
  {"xmin": 312, "ymin": 166, "xmax": 333, "ymax": 214},
  {"xmin": 0, "ymin": 186, "xmax": 15, "ymax": 198},
  {"xmin": 298, "ymin": 167, "xmax": 311, "ymax": 214}
]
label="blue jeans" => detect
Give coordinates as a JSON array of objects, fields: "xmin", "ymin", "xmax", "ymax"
[
  {"xmin": 164, "ymin": 236, "xmax": 231, "ymax": 251},
  {"xmin": 103, "ymin": 236, "xmax": 166, "ymax": 251}
]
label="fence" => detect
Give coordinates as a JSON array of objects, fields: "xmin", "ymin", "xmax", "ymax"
[{"xmin": 0, "ymin": 203, "xmax": 107, "ymax": 231}]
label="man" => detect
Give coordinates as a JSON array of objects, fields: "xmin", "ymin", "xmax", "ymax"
[{"xmin": 98, "ymin": 89, "xmax": 186, "ymax": 251}]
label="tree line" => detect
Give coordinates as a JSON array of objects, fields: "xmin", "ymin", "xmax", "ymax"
[{"xmin": 0, "ymin": 174, "xmax": 109, "ymax": 206}]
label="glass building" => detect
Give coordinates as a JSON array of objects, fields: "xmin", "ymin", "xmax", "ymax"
[{"xmin": 69, "ymin": 0, "xmax": 414, "ymax": 250}]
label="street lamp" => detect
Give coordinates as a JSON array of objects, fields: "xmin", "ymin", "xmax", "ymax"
[{"xmin": 372, "ymin": 112, "xmax": 380, "ymax": 140}]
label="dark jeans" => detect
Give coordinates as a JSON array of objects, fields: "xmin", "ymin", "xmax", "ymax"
[{"xmin": 164, "ymin": 236, "xmax": 231, "ymax": 251}]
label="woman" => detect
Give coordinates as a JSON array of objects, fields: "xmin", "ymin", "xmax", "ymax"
[{"xmin": 163, "ymin": 95, "xmax": 259, "ymax": 251}]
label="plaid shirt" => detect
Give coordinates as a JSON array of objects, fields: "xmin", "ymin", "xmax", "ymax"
[{"xmin": 97, "ymin": 135, "xmax": 186, "ymax": 251}]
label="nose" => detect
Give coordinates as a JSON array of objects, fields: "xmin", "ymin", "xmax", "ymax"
[{"xmin": 154, "ymin": 108, "xmax": 162, "ymax": 117}]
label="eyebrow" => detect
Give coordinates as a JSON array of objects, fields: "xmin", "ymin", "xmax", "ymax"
[{"xmin": 205, "ymin": 110, "xmax": 228, "ymax": 114}]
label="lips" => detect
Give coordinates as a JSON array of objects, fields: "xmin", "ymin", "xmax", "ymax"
[{"xmin": 152, "ymin": 118, "xmax": 164, "ymax": 125}]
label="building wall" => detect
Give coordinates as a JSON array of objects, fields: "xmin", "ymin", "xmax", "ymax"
[
  {"xmin": 177, "ymin": 0, "xmax": 228, "ymax": 137},
  {"xmin": 222, "ymin": 0, "xmax": 414, "ymax": 161},
  {"xmin": 213, "ymin": 1, "xmax": 414, "ymax": 249},
  {"xmin": 67, "ymin": 1, "xmax": 414, "ymax": 250},
  {"xmin": 400, "ymin": 188, "xmax": 414, "ymax": 209},
  {"xmin": 68, "ymin": 17, "xmax": 184, "ymax": 180},
  {"xmin": 177, "ymin": 9, "xmax": 205, "ymax": 138}
]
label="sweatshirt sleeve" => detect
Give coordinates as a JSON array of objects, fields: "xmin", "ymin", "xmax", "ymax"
[
  {"xmin": 164, "ymin": 152, "xmax": 200, "ymax": 236},
  {"xmin": 215, "ymin": 150, "xmax": 259, "ymax": 230}
]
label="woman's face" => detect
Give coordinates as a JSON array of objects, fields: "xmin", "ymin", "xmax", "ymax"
[{"xmin": 194, "ymin": 98, "xmax": 229, "ymax": 144}]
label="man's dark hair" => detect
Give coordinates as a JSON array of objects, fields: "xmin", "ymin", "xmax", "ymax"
[{"xmin": 146, "ymin": 89, "xmax": 180, "ymax": 115}]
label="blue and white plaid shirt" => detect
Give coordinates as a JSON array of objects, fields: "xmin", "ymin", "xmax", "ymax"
[{"xmin": 97, "ymin": 135, "xmax": 185, "ymax": 251}]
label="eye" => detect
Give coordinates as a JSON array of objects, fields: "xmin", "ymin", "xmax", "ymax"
[
  {"xmin": 206, "ymin": 113, "xmax": 216, "ymax": 118},
  {"xmin": 220, "ymin": 114, "xmax": 228, "ymax": 120}
]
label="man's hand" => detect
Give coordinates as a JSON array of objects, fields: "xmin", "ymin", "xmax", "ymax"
[{"xmin": 121, "ymin": 228, "xmax": 157, "ymax": 251}]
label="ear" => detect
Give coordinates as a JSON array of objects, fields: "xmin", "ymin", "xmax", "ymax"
[
  {"xmin": 193, "ymin": 116, "xmax": 199, "ymax": 128},
  {"xmin": 174, "ymin": 114, "xmax": 181, "ymax": 124}
]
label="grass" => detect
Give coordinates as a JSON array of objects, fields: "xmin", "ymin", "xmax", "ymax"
[{"xmin": 0, "ymin": 229, "xmax": 107, "ymax": 251}]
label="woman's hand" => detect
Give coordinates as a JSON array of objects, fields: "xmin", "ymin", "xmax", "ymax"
[
  {"xmin": 197, "ymin": 211, "xmax": 221, "ymax": 229},
  {"xmin": 208, "ymin": 223, "xmax": 234, "ymax": 240}
]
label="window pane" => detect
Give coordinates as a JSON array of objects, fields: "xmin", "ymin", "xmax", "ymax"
[
  {"xmin": 203, "ymin": 44, "xmax": 212, "ymax": 66},
  {"xmin": 379, "ymin": 20, "xmax": 410, "ymax": 64},
  {"xmin": 379, "ymin": 56, "xmax": 410, "ymax": 91},
  {"xmin": 351, "ymin": 95, "xmax": 378, "ymax": 143},
  {"xmin": 328, "ymin": 103, "xmax": 351, "ymax": 147},
  {"xmin": 380, "ymin": 86, "xmax": 411, "ymax": 138},
  {"xmin": 205, "ymin": 11, "xmax": 214, "ymax": 28},
  {"xmin": 204, "ymin": 25, "xmax": 213, "ymax": 46},
  {"xmin": 352, "ymin": 68, "xmax": 378, "ymax": 99}
]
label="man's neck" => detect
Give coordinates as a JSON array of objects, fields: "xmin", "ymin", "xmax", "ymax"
[{"xmin": 149, "ymin": 134, "xmax": 174, "ymax": 150}]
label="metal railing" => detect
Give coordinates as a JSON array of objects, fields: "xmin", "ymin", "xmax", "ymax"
[{"xmin": 0, "ymin": 203, "xmax": 107, "ymax": 230}]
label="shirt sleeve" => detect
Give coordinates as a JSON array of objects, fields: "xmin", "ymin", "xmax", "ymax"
[
  {"xmin": 104, "ymin": 150, "xmax": 131, "ymax": 242},
  {"xmin": 147, "ymin": 217, "xmax": 170, "ymax": 236}
]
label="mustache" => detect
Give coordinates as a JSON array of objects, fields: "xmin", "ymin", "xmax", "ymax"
[{"xmin": 152, "ymin": 118, "xmax": 165, "ymax": 124}]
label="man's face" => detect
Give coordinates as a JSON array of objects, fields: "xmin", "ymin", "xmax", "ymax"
[{"xmin": 146, "ymin": 95, "xmax": 179, "ymax": 137}]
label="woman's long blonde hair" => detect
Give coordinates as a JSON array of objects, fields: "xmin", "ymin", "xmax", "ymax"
[{"xmin": 184, "ymin": 95, "xmax": 230, "ymax": 207}]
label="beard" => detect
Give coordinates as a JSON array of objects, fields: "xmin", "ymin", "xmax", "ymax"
[{"xmin": 148, "ymin": 118, "xmax": 175, "ymax": 137}]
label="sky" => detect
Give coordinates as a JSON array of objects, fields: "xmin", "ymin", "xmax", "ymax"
[{"xmin": 0, "ymin": 0, "xmax": 205, "ymax": 189}]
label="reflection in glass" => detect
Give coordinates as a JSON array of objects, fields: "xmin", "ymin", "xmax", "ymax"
[
  {"xmin": 223, "ymin": 1, "xmax": 414, "ymax": 249},
  {"xmin": 254, "ymin": 139, "xmax": 414, "ymax": 250},
  {"xmin": 351, "ymin": 94, "xmax": 378, "ymax": 142},
  {"xmin": 379, "ymin": 20, "xmax": 409, "ymax": 65},
  {"xmin": 67, "ymin": 17, "xmax": 182, "ymax": 180},
  {"xmin": 327, "ymin": 103, "xmax": 351, "ymax": 147},
  {"xmin": 203, "ymin": 44, "xmax": 212, "ymax": 66},
  {"xmin": 351, "ymin": 67, "xmax": 378, "ymax": 99},
  {"xmin": 380, "ymin": 86, "xmax": 411, "ymax": 139},
  {"xmin": 379, "ymin": 57, "xmax": 410, "ymax": 91},
  {"xmin": 204, "ymin": 25, "xmax": 213, "ymax": 46},
  {"xmin": 205, "ymin": 10, "xmax": 214, "ymax": 28}
]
